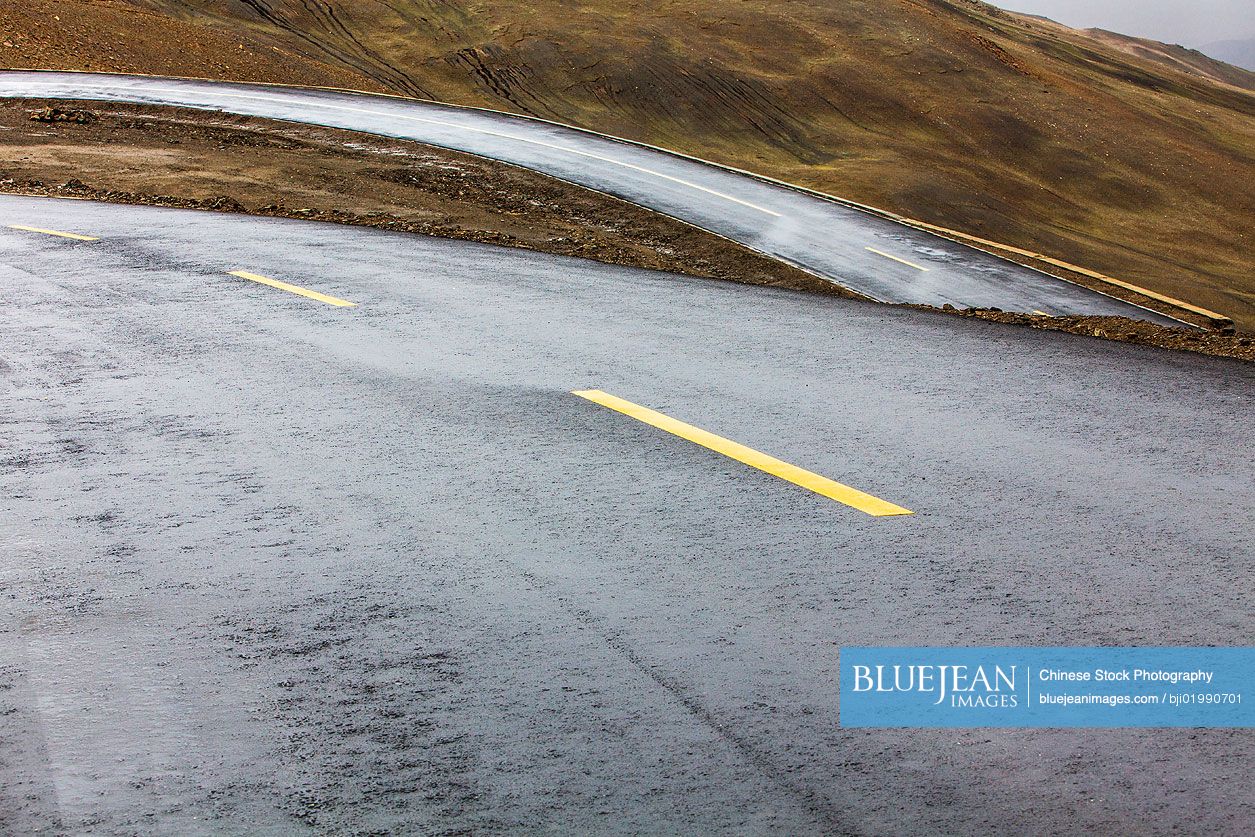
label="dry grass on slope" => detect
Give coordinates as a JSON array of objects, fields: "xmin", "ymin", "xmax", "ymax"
[
  {"xmin": 0, "ymin": 0, "xmax": 382, "ymax": 91},
  {"xmin": 4, "ymin": 0, "xmax": 1254, "ymax": 330},
  {"xmin": 1080, "ymin": 27, "xmax": 1255, "ymax": 93}
]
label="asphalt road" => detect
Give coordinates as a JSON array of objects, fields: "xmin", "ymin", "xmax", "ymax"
[
  {"xmin": 0, "ymin": 70, "xmax": 1184, "ymax": 325},
  {"xmin": 1, "ymin": 196, "xmax": 1251, "ymax": 834}
]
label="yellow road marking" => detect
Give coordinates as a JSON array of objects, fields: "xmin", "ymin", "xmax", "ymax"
[
  {"xmin": 67, "ymin": 84, "xmax": 782, "ymax": 218},
  {"xmin": 865, "ymin": 246, "xmax": 928, "ymax": 271},
  {"xmin": 227, "ymin": 271, "xmax": 357, "ymax": 307},
  {"xmin": 904, "ymin": 218, "xmax": 1223, "ymax": 328},
  {"xmin": 7, "ymin": 224, "xmax": 99, "ymax": 241},
  {"xmin": 572, "ymin": 389, "xmax": 913, "ymax": 517}
]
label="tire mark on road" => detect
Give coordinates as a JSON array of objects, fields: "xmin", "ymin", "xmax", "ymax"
[{"xmin": 512, "ymin": 566, "xmax": 853, "ymax": 833}]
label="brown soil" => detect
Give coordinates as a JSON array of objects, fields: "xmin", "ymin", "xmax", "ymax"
[
  {"xmin": 0, "ymin": 0, "xmax": 380, "ymax": 91},
  {"xmin": 906, "ymin": 306, "xmax": 1253, "ymax": 361},
  {"xmin": 3, "ymin": 0, "xmax": 1252, "ymax": 330},
  {"xmin": 2, "ymin": 100, "xmax": 1251, "ymax": 362}
]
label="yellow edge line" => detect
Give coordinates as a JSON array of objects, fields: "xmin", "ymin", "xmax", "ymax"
[
  {"xmin": 8, "ymin": 224, "xmax": 99, "ymax": 241},
  {"xmin": 572, "ymin": 390, "xmax": 912, "ymax": 517},
  {"xmin": 905, "ymin": 220, "xmax": 1231, "ymax": 326},
  {"xmin": 228, "ymin": 270, "xmax": 357, "ymax": 307},
  {"xmin": 866, "ymin": 246, "xmax": 929, "ymax": 271}
]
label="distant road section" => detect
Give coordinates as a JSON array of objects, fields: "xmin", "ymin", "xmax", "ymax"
[{"xmin": 0, "ymin": 71, "xmax": 1183, "ymax": 324}]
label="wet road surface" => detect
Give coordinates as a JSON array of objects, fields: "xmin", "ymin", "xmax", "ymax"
[
  {"xmin": 1, "ymin": 196, "xmax": 1252, "ymax": 834},
  {"xmin": 0, "ymin": 70, "xmax": 1183, "ymax": 325}
]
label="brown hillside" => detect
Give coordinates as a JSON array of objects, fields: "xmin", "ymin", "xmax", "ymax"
[
  {"xmin": 3, "ymin": 0, "xmax": 1253, "ymax": 329},
  {"xmin": 0, "ymin": 0, "xmax": 379, "ymax": 90},
  {"xmin": 1081, "ymin": 28, "xmax": 1255, "ymax": 93}
]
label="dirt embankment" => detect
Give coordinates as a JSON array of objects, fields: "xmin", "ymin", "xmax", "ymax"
[
  {"xmin": 1, "ymin": 100, "xmax": 848, "ymax": 296},
  {"xmin": 3, "ymin": 101, "xmax": 1251, "ymax": 361}
]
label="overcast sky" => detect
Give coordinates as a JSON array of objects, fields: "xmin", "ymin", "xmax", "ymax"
[{"xmin": 990, "ymin": 1, "xmax": 1252, "ymax": 47}]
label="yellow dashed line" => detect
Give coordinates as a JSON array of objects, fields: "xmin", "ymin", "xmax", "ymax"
[
  {"xmin": 228, "ymin": 271, "xmax": 357, "ymax": 307},
  {"xmin": 572, "ymin": 389, "xmax": 913, "ymax": 517},
  {"xmin": 7, "ymin": 224, "xmax": 99, "ymax": 241},
  {"xmin": 866, "ymin": 246, "xmax": 928, "ymax": 271}
]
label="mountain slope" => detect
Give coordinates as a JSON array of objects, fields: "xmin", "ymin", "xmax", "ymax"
[
  {"xmin": 1200, "ymin": 38, "xmax": 1255, "ymax": 73},
  {"xmin": 4, "ymin": 0, "xmax": 1254, "ymax": 328},
  {"xmin": 0, "ymin": 0, "xmax": 378, "ymax": 90},
  {"xmin": 1082, "ymin": 28, "xmax": 1255, "ymax": 92}
]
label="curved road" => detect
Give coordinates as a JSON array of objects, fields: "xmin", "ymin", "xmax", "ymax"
[
  {"xmin": 1, "ymin": 196, "xmax": 1251, "ymax": 834},
  {"xmin": 0, "ymin": 70, "xmax": 1183, "ymax": 325}
]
